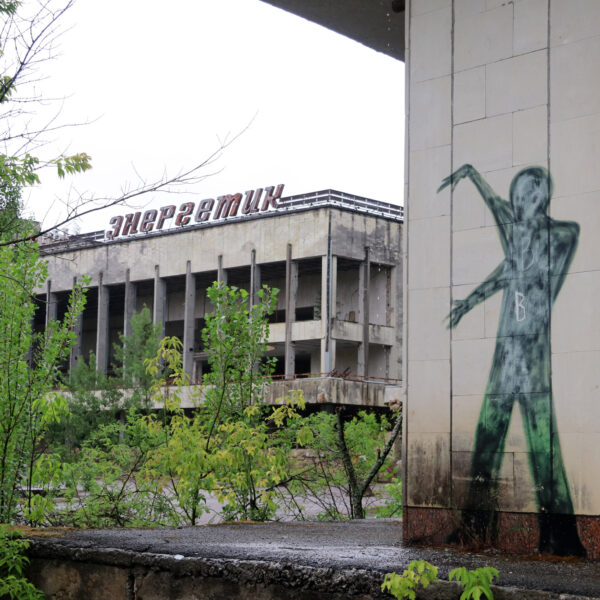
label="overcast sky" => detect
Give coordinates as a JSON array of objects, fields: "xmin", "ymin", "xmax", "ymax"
[{"xmin": 25, "ymin": 0, "xmax": 405, "ymax": 234}]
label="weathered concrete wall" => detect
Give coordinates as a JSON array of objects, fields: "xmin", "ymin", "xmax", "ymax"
[
  {"xmin": 404, "ymin": 0, "xmax": 600, "ymax": 557},
  {"xmin": 41, "ymin": 208, "xmax": 399, "ymax": 294},
  {"xmin": 265, "ymin": 378, "xmax": 402, "ymax": 408},
  {"xmin": 24, "ymin": 524, "xmax": 600, "ymax": 599}
]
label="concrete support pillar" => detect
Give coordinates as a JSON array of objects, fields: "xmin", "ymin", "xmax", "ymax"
[
  {"xmin": 284, "ymin": 244, "xmax": 298, "ymax": 378},
  {"xmin": 45, "ymin": 279, "xmax": 57, "ymax": 330},
  {"xmin": 320, "ymin": 252, "xmax": 337, "ymax": 374},
  {"xmin": 250, "ymin": 249, "xmax": 261, "ymax": 307},
  {"xmin": 357, "ymin": 247, "xmax": 370, "ymax": 377},
  {"xmin": 123, "ymin": 268, "xmax": 137, "ymax": 338},
  {"xmin": 388, "ymin": 265, "xmax": 401, "ymax": 381},
  {"xmin": 217, "ymin": 255, "xmax": 228, "ymax": 286},
  {"xmin": 70, "ymin": 277, "xmax": 83, "ymax": 372},
  {"xmin": 183, "ymin": 261, "xmax": 196, "ymax": 381},
  {"xmin": 96, "ymin": 273, "xmax": 110, "ymax": 374},
  {"xmin": 153, "ymin": 265, "xmax": 166, "ymax": 338}
]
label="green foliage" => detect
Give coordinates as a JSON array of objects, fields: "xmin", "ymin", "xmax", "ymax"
[
  {"xmin": 52, "ymin": 284, "xmax": 306, "ymax": 527},
  {"xmin": 382, "ymin": 560, "xmax": 439, "ymax": 600},
  {"xmin": 54, "ymin": 153, "xmax": 92, "ymax": 179},
  {"xmin": 0, "ymin": 220, "xmax": 87, "ymax": 523},
  {"xmin": 382, "ymin": 563, "xmax": 499, "ymax": 600},
  {"xmin": 199, "ymin": 283, "xmax": 297, "ymax": 521},
  {"xmin": 57, "ymin": 413, "xmax": 176, "ymax": 527},
  {"xmin": 449, "ymin": 566, "xmax": 499, "ymax": 600},
  {"xmin": 0, "ymin": 525, "xmax": 44, "ymax": 599},
  {"xmin": 47, "ymin": 307, "xmax": 163, "ymax": 457},
  {"xmin": 113, "ymin": 306, "xmax": 162, "ymax": 400},
  {"xmin": 282, "ymin": 409, "xmax": 397, "ymax": 520},
  {"xmin": 375, "ymin": 477, "xmax": 403, "ymax": 518}
]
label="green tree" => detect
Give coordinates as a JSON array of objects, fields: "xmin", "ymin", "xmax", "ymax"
[
  {"xmin": 113, "ymin": 306, "xmax": 162, "ymax": 406},
  {"xmin": 282, "ymin": 408, "xmax": 401, "ymax": 520},
  {"xmin": 0, "ymin": 213, "xmax": 87, "ymax": 523}
]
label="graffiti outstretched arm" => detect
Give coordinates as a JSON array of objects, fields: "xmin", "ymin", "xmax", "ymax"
[
  {"xmin": 438, "ymin": 164, "xmax": 513, "ymax": 252},
  {"xmin": 446, "ymin": 262, "xmax": 507, "ymax": 329}
]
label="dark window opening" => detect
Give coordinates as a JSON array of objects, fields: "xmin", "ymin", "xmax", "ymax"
[
  {"xmin": 295, "ymin": 354, "xmax": 311, "ymax": 376},
  {"xmin": 295, "ymin": 306, "xmax": 315, "ymax": 321},
  {"xmin": 268, "ymin": 309, "xmax": 286, "ymax": 324}
]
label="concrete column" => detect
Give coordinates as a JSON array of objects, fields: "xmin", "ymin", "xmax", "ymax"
[
  {"xmin": 284, "ymin": 244, "xmax": 298, "ymax": 377},
  {"xmin": 183, "ymin": 261, "xmax": 196, "ymax": 381},
  {"xmin": 357, "ymin": 247, "xmax": 370, "ymax": 377},
  {"xmin": 217, "ymin": 255, "xmax": 228, "ymax": 285},
  {"xmin": 96, "ymin": 273, "xmax": 110, "ymax": 374},
  {"xmin": 123, "ymin": 268, "xmax": 137, "ymax": 338},
  {"xmin": 250, "ymin": 249, "xmax": 261, "ymax": 307},
  {"xmin": 70, "ymin": 277, "xmax": 83, "ymax": 372},
  {"xmin": 45, "ymin": 279, "xmax": 57, "ymax": 330},
  {"xmin": 153, "ymin": 265, "xmax": 166, "ymax": 338},
  {"xmin": 388, "ymin": 264, "xmax": 401, "ymax": 381},
  {"xmin": 320, "ymin": 252, "xmax": 337, "ymax": 374}
]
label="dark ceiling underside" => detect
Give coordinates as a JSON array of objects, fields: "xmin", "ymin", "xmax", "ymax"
[{"xmin": 258, "ymin": 0, "xmax": 405, "ymax": 62}]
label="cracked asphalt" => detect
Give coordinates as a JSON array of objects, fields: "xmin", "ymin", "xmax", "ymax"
[{"xmin": 28, "ymin": 520, "xmax": 600, "ymax": 598}]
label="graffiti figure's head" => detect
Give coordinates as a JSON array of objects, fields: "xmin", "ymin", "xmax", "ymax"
[{"xmin": 509, "ymin": 166, "xmax": 553, "ymax": 221}]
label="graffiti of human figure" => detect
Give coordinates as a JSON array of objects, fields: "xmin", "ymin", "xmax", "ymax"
[{"xmin": 438, "ymin": 164, "xmax": 586, "ymax": 556}]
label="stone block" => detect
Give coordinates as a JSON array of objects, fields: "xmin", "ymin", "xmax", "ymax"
[
  {"xmin": 486, "ymin": 51, "xmax": 547, "ymax": 117},
  {"xmin": 410, "ymin": 7, "xmax": 452, "ymax": 83},
  {"xmin": 551, "ymin": 35, "xmax": 600, "ymax": 122},
  {"xmin": 451, "ymin": 337, "xmax": 495, "ymax": 396},
  {"xmin": 551, "ymin": 0, "xmax": 600, "ymax": 47},
  {"xmin": 409, "ymin": 76, "xmax": 451, "ymax": 151},
  {"xmin": 551, "ymin": 113, "xmax": 600, "ymax": 200},
  {"xmin": 513, "ymin": 105, "xmax": 548, "ymax": 167},
  {"xmin": 552, "ymin": 350, "xmax": 600, "ymax": 434},
  {"xmin": 454, "ymin": 3, "xmax": 513, "ymax": 71},
  {"xmin": 551, "ymin": 191, "xmax": 600, "ymax": 274},
  {"xmin": 406, "ymin": 432, "xmax": 451, "ymax": 506},
  {"xmin": 451, "ymin": 170, "xmax": 489, "ymax": 232},
  {"xmin": 452, "ymin": 225, "xmax": 505, "ymax": 287},
  {"xmin": 560, "ymin": 432, "xmax": 600, "ymax": 515},
  {"xmin": 407, "ymin": 359, "xmax": 450, "ymax": 433},
  {"xmin": 407, "ymin": 287, "xmax": 451, "ymax": 361},
  {"xmin": 552, "ymin": 271, "xmax": 600, "ymax": 354},
  {"xmin": 451, "ymin": 394, "xmax": 482, "ymax": 451},
  {"xmin": 514, "ymin": 0, "xmax": 548, "ymax": 55},
  {"xmin": 453, "ymin": 66, "xmax": 486, "ymax": 125},
  {"xmin": 410, "ymin": 0, "xmax": 451, "ymax": 17},
  {"xmin": 408, "ymin": 215, "xmax": 450, "ymax": 289},
  {"xmin": 408, "ymin": 145, "xmax": 452, "ymax": 220},
  {"xmin": 453, "ymin": 114, "xmax": 513, "ymax": 172},
  {"xmin": 450, "ymin": 284, "xmax": 485, "ymax": 341}
]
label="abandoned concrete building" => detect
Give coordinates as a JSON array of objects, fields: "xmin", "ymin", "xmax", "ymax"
[{"xmin": 36, "ymin": 187, "xmax": 404, "ymax": 408}]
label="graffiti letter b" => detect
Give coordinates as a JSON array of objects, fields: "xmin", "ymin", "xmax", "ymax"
[{"xmin": 515, "ymin": 291, "xmax": 526, "ymax": 322}]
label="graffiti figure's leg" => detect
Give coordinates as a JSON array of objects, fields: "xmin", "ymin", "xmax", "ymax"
[
  {"xmin": 462, "ymin": 393, "xmax": 514, "ymax": 542},
  {"xmin": 519, "ymin": 393, "xmax": 586, "ymax": 556}
]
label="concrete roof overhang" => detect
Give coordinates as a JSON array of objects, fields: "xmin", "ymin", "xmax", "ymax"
[{"xmin": 258, "ymin": 0, "xmax": 405, "ymax": 62}]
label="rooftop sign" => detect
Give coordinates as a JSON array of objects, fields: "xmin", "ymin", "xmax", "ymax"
[{"xmin": 105, "ymin": 184, "xmax": 285, "ymax": 240}]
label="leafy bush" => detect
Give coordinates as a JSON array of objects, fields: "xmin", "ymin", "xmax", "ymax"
[
  {"xmin": 382, "ymin": 560, "xmax": 438, "ymax": 600},
  {"xmin": 0, "ymin": 525, "xmax": 44, "ymax": 599}
]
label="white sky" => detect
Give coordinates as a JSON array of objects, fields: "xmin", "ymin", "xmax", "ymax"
[{"xmin": 24, "ymin": 0, "xmax": 405, "ymax": 234}]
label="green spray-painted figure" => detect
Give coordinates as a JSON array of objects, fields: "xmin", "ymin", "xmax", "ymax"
[{"xmin": 438, "ymin": 164, "xmax": 586, "ymax": 556}]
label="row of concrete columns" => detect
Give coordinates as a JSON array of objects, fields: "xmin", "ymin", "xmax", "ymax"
[{"xmin": 47, "ymin": 247, "xmax": 376, "ymax": 380}]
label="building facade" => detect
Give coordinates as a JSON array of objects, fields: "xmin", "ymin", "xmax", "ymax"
[{"xmin": 37, "ymin": 189, "xmax": 403, "ymax": 409}]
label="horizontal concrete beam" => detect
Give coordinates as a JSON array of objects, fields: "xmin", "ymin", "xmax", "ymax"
[{"xmin": 258, "ymin": 0, "xmax": 405, "ymax": 62}]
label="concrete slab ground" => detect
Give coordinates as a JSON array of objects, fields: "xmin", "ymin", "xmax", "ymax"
[{"xmin": 26, "ymin": 520, "xmax": 600, "ymax": 599}]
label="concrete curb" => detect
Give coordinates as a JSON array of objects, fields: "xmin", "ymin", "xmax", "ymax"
[{"xmin": 27, "ymin": 539, "xmax": 600, "ymax": 600}]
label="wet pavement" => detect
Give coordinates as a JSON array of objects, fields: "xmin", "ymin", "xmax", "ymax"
[{"xmin": 27, "ymin": 520, "xmax": 600, "ymax": 598}]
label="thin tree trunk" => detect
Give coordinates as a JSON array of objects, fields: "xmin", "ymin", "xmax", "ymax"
[{"xmin": 335, "ymin": 408, "xmax": 364, "ymax": 519}]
